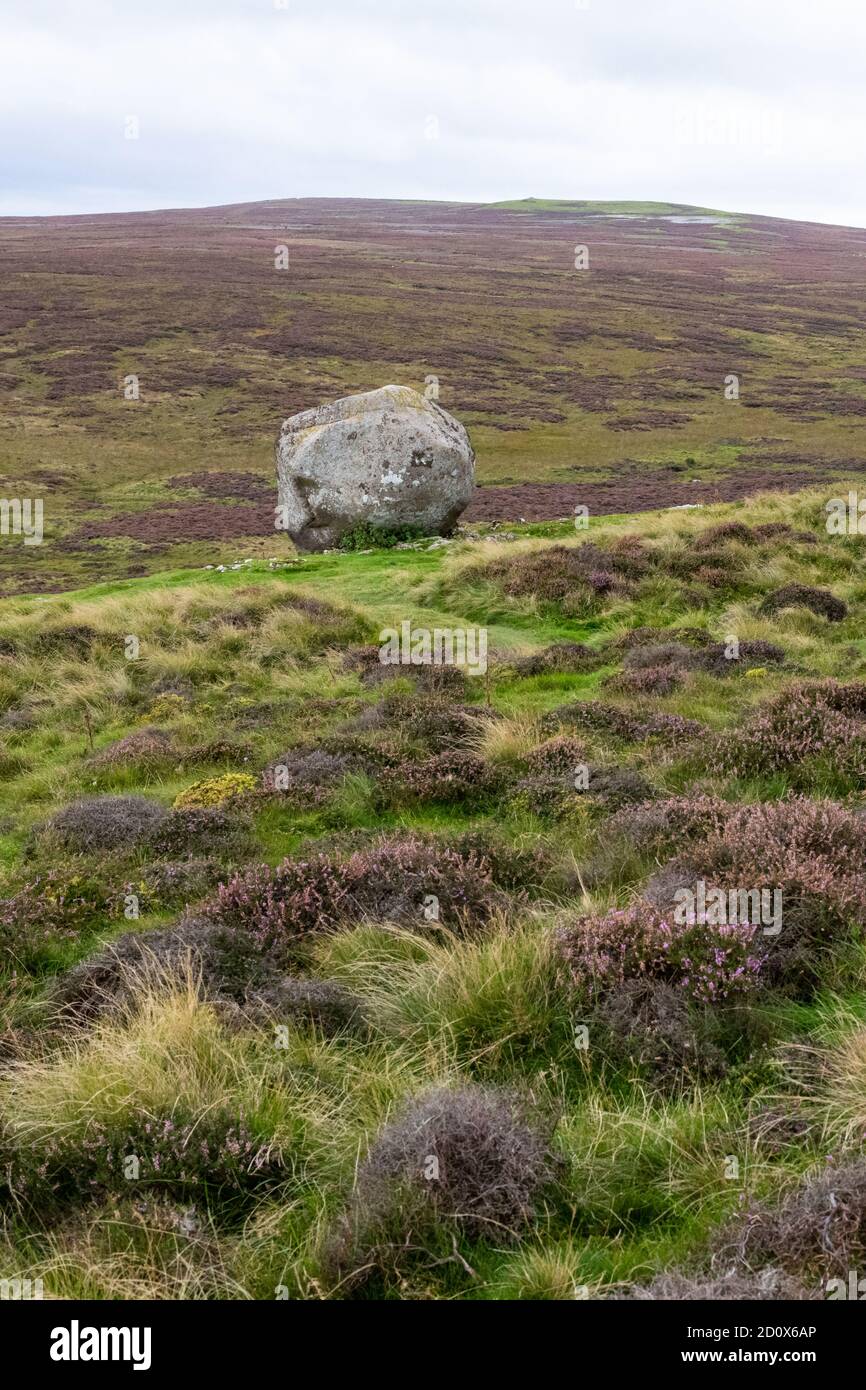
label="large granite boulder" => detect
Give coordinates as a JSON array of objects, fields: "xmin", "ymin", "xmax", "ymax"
[{"xmin": 275, "ymin": 384, "xmax": 475, "ymax": 551}]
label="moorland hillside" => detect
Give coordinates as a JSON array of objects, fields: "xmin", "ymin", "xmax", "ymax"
[{"xmin": 3, "ymin": 489, "xmax": 866, "ymax": 1299}]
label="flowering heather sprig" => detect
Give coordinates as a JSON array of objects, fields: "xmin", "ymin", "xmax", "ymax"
[
  {"xmin": 709, "ymin": 681, "xmax": 866, "ymax": 780},
  {"xmin": 200, "ymin": 833, "xmax": 508, "ymax": 955},
  {"xmin": 604, "ymin": 795, "xmax": 735, "ymax": 861},
  {"xmin": 558, "ymin": 902, "xmax": 764, "ymax": 1006},
  {"xmin": 643, "ymin": 798, "xmax": 866, "ymax": 996},
  {"xmin": 587, "ymin": 570, "xmax": 616, "ymax": 594},
  {"xmin": 690, "ymin": 798, "xmax": 866, "ymax": 931}
]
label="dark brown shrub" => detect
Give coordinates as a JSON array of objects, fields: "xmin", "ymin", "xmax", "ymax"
[
  {"xmin": 181, "ymin": 739, "xmax": 254, "ymax": 768},
  {"xmin": 325, "ymin": 1085, "xmax": 557, "ymax": 1288},
  {"xmin": 415, "ymin": 664, "xmax": 472, "ymax": 698},
  {"xmin": 602, "ymin": 795, "xmax": 734, "ymax": 862},
  {"xmin": 512, "ymin": 763, "xmax": 652, "ymax": 820},
  {"xmin": 622, "ymin": 639, "xmax": 785, "ymax": 680},
  {"xmin": 510, "ymin": 642, "xmax": 602, "ymax": 676},
  {"xmin": 584, "ymin": 765, "xmax": 655, "ymax": 808},
  {"xmin": 606, "ymin": 534, "xmax": 655, "ymax": 578},
  {"xmin": 41, "ymin": 623, "xmax": 101, "ymax": 657},
  {"xmin": 111, "ymin": 858, "xmax": 224, "ymax": 914},
  {"xmin": 44, "ymin": 795, "xmax": 167, "ymax": 853},
  {"xmin": 752, "ymin": 522, "xmax": 795, "ymax": 541},
  {"xmin": 317, "ymin": 732, "xmax": 400, "ymax": 770},
  {"xmin": 591, "ymin": 979, "xmax": 728, "ymax": 1083},
  {"xmin": 398, "ymin": 698, "xmax": 489, "ymax": 749},
  {"xmin": 545, "ymin": 701, "xmax": 704, "ymax": 746},
  {"xmin": 693, "ymin": 639, "xmax": 786, "ymax": 676},
  {"xmin": 625, "ymin": 1269, "xmax": 817, "ymax": 1301},
  {"xmin": 663, "ymin": 546, "xmax": 746, "ymax": 588},
  {"xmin": 509, "ymin": 773, "xmax": 580, "ymax": 819},
  {"xmin": 622, "ymin": 641, "xmax": 694, "ymax": 671},
  {"xmin": 376, "ymin": 750, "xmax": 502, "ymax": 808},
  {"xmin": 6, "ymin": 1107, "xmax": 284, "ymax": 1213},
  {"xmin": 90, "ymin": 728, "xmax": 176, "ymax": 771},
  {"xmin": 0, "ymin": 870, "xmax": 108, "ymax": 969},
  {"xmin": 606, "ymin": 665, "xmax": 684, "ymax": 696},
  {"xmin": 342, "ymin": 644, "xmax": 381, "ymax": 677},
  {"xmin": 612, "ymin": 625, "xmax": 713, "ymax": 652},
  {"xmin": 526, "ymin": 735, "xmax": 588, "ymax": 775},
  {"xmin": 236, "ymin": 977, "xmax": 368, "ymax": 1038},
  {"xmin": 693, "ymin": 521, "xmax": 754, "ymax": 547},
  {"xmin": 717, "ymin": 1160, "xmax": 866, "ymax": 1281},
  {"xmin": 759, "ymin": 584, "xmax": 847, "ymax": 622},
  {"xmin": 449, "ymin": 830, "xmax": 555, "ymax": 895},
  {"xmin": 346, "ymin": 694, "xmax": 487, "ymax": 750},
  {"xmin": 544, "ymin": 701, "xmax": 637, "ymax": 740},
  {"xmin": 611, "ymin": 625, "xmax": 668, "ymax": 651},
  {"xmin": 641, "ymin": 860, "xmax": 698, "ymax": 913},
  {"xmin": 480, "ymin": 542, "xmax": 643, "ymax": 609},
  {"xmin": 0, "ymin": 707, "xmax": 36, "ymax": 733},
  {"xmin": 634, "ymin": 712, "xmax": 706, "ymax": 744},
  {"xmin": 348, "ymin": 643, "xmax": 471, "ymax": 697},
  {"xmin": 146, "ymin": 805, "xmax": 255, "ymax": 860},
  {"xmin": 261, "ymin": 747, "xmax": 362, "ymax": 799},
  {"xmin": 45, "ymin": 917, "xmax": 273, "ymax": 1025}
]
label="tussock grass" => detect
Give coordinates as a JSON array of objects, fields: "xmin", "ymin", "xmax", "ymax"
[
  {"xmin": 466, "ymin": 711, "xmax": 541, "ymax": 767},
  {"xmin": 0, "ymin": 1201, "xmax": 250, "ymax": 1301},
  {"xmin": 312, "ymin": 915, "xmax": 568, "ymax": 1073},
  {"xmin": 773, "ymin": 999, "xmax": 866, "ymax": 1151}
]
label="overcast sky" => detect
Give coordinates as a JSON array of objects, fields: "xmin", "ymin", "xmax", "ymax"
[{"xmin": 2, "ymin": 0, "xmax": 865, "ymax": 225}]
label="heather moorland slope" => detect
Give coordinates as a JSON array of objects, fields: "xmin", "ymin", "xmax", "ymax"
[{"xmin": 3, "ymin": 198, "xmax": 866, "ymax": 592}]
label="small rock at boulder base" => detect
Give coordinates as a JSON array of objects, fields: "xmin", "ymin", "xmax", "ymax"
[{"xmin": 275, "ymin": 384, "xmax": 475, "ymax": 551}]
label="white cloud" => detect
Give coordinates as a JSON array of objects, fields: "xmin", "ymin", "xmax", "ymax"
[{"xmin": 1, "ymin": 0, "xmax": 865, "ymax": 224}]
